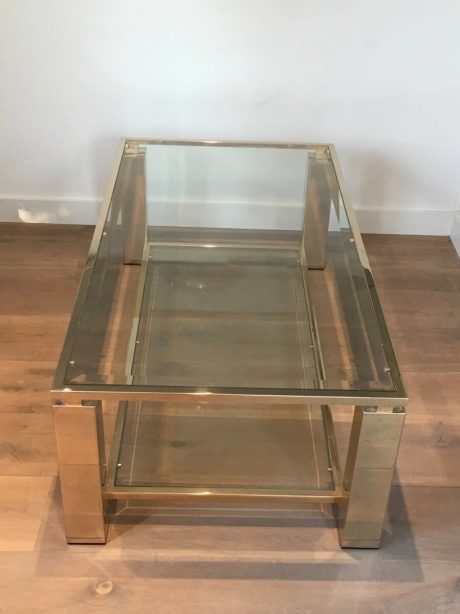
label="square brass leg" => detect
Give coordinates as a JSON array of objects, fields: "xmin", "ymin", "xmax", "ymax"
[
  {"xmin": 302, "ymin": 153, "xmax": 336, "ymax": 269},
  {"xmin": 109, "ymin": 150, "xmax": 146, "ymax": 265},
  {"xmin": 53, "ymin": 401, "xmax": 107, "ymax": 544},
  {"xmin": 339, "ymin": 406, "xmax": 405, "ymax": 548}
]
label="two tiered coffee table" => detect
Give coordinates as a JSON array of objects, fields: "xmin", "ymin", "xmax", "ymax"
[{"xmin": 51, "ymin": 139, "xmax": 407, "ymax": 548}]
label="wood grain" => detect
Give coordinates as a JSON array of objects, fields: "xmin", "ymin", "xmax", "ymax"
[
  {"xmin": 0, "ymin": 224, "xmax": 459, "ymax": 612},
  {"xmin": 0, "ymin": 476, "xmax": 53, "ymax": 551}
]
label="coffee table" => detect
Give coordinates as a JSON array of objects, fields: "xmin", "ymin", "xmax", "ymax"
[{"xmin": 51, "ymin": 139, "xmax": 407, "ymax": 548}]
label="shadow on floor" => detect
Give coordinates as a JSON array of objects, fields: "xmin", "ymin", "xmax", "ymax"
[{"xmin": 35, "ymin": 477, "xmax": 422, "ymax": 583}]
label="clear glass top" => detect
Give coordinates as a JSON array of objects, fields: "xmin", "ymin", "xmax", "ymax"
[{"xmin": 55, "ymin": 140, "xmax": 404, "ymax": 399}]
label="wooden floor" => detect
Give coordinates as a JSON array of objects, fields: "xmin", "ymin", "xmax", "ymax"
[{"xmin": 0, "ymin": 223, "xmax": 459, "ymax": 613}]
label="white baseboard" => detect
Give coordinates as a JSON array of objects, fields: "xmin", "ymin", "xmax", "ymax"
[
  {"xmin": 450, "ymin": 211, "xmax": 460, "ymax": 257},
  {"xmin": 0, "ymin": 196, "xmax": 457, "ymax": 237},
  {"xmin": 0, "ymin": 197, "xmax": 101, "ymax": 225}
]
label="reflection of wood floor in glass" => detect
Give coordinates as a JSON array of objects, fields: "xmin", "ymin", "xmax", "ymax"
[
  {"xmin": 308, "ymin": 233, "xmax": 393, "ymax": 391},
  {"xmin": 115, "ymin": 403, "xmax": 333, "ymax": 491},
  {"xmin": 4, "ymin": 225, "xmax": 458, "ymax": 609},
  {"xmin": 132, "ymin": 245, "xmax": 315, "ymax": 389},
  {"xmin": 66, "ymin": 229, "xmax": 393, "ymax": 391}
]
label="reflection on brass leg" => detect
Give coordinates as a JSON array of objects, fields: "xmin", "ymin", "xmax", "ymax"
[
  {"xmin": 339, "ymin": 406, "xmax": 405, "ymax": 548},
  {"xmin": 110, "ymin": 148, "xmax": 147, "ymax": 265},
  {"xmin": 53, "ymin": 401, "xmax": 107, "ymax": 544},
  {"xmin": 123, "ymin": 153, "xmax": 146, "ymax": 264},
  {"xmin": 303, "ymin": 153, "xmax": 335, "ymax": 270}
]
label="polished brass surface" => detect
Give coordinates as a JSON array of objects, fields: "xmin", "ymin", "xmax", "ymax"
[
  {"xmin": 338, "ymin": 406, "xmax": 405, "ymax": 547},
  {"xmin": 103, "ymin": 488, "xmax": 343, "ymax": 504},
  {"xmin": 51, "ymin": 139, "xmax": 407, "ymax": 548},
  {"xmin": 111, "ymin": 149, "xmax": 147, "ymax": 265},
  {"xmin": 321, "ymin": 405, "xmax": 342, "ymax": 493},
  {"xmin": 52, "ymin": 387, "xmax": 407, "ymax": 406},
  {"xmin": 302, "ymin": 155, "xmax": 333, "ymax": 269},
  {"xmin": 52, "ymin": 402, "xmax": 107, "ymax": 544}
]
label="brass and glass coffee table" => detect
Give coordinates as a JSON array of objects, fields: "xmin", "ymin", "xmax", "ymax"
[{"xmin": 51, "ymin": 139, "xmax": 407, "ymax": 548}]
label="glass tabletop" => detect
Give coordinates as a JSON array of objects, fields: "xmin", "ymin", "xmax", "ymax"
[{"xmin": 54, "ymin": 139, "xmax": 405, "ymax": 402}]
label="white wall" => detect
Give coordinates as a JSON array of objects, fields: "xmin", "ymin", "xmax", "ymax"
[
  {"xmin": 145, "ymin": 144, "xmax": 308, "ymax": 230},
  {"xmin": 0, "ymin": 1, "xmax": 460, "ymax": 238},
  {"xmin": 451, "ymin": 212, "xmax": 460, "ymax": 256}
]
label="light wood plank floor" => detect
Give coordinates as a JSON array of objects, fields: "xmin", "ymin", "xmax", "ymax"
[{"xmin": 0, "ymin": 223, "xmax": 459, "ymax": 613}]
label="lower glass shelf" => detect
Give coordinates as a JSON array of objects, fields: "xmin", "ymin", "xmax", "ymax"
[{"xmin": 110, "ymin": 402, "xmax": 336, "ymax": 495}]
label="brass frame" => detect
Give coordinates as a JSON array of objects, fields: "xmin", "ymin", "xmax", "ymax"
[
  {"xmin": 51, "ymin": 138, "xmax": 407, "ymax": 548},
  {"xmin": 52, "ymin": 401, "xmax": 108, "ymax": 543},
  {"xmin": 102, "ymin": 403, "xmax": 343, "ymax": 504}
]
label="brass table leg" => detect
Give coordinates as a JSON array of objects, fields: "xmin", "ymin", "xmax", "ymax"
[
  {"xmin": 339, "ymin": 406, "xmax": 405, "ymax": 548},
  {"xmin": 109, "ymin": 145, "xmax": 146, "ymax": 265},
  {"xmin": 122, "ymin": 152, "xmax": 146, "ymax": 265},
  {"xmin": 53, "ymin": 401, "xmax": 107, "ymax": 544},
  {"xmin": 302, "ymin": 149, "xmax": 339, "ymax": 270}
]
